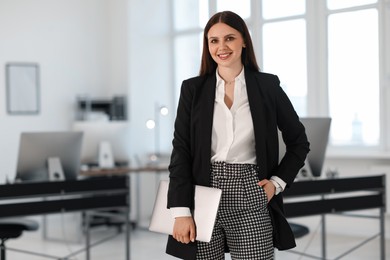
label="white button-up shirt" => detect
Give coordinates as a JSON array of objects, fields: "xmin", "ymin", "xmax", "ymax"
[
  {"xmin": 211, "ymin": 68, "xmax": 257, "ymax": 164},
  {"xmin": 170, "ymin": 69, "xmax": 286, "ymax": 218}
]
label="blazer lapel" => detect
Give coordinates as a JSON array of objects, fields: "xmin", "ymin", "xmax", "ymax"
[
  {"xmin": 198, "ymin": 75, "xmax": 216, "ymax": 184},
  {"xmin": 245, "ymin": 70, "xmax": 268, "ymax": 174}
]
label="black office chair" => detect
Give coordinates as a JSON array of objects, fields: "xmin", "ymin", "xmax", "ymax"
[
  {"xmin": 289, "ymin": 222, "xmax": 310, "ymax": 238},
  {"xmin": 0, "ymin": 218, "xmax": 39, "ymax": 260}
]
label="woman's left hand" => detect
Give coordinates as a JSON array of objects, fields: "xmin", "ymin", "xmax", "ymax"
[{"xmin": 258, "ymin": 179, "xmax": 276, "ymax": 202}]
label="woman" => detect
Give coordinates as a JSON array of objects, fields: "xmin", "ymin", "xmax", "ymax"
[{"xmin": 166, "ymin": 11, "xmax": 310, "ymax": 260}]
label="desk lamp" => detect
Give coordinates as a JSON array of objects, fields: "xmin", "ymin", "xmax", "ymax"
[{"xmin": 146, "ymin": 103, "xmax": 169, "ymax": 163}]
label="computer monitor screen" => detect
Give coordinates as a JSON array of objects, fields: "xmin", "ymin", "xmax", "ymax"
[
  {"xmin": 72, "ymin": 121, "xmax": 130, "ymax": 165},
  {"xmin": 278, "ymin": 117, "xmax": 331, "ymax": 178},
  {"xmin": 15, "ymin": 131, "xmax": 83, "ymax": 182}
]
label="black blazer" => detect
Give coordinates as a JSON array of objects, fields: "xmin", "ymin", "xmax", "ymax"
[{"xmin": 166, "ymin": 68, "xmax": 310, "ymax": 259}]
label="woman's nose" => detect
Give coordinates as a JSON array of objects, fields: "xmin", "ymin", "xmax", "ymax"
[{"xmin": 218, "ymin": 40, "xmax": 227, "ymax": 49}]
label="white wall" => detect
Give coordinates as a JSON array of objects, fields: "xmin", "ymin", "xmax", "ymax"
[
  {"xmin": 128, "ymin": 0, "xmax": 174, "ymax": 159},
  {"xmin": 106, "ymin": 0, "xmax": 130, "ymax": 97},
  {"xmin": 0, "ymin": 0, "xmax": 129, "ymax": 181},
  {"xmin": 127, "ymin": 0, "xmax": 173, "ymax": 222}
]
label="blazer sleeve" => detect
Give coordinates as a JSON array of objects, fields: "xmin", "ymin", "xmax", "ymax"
[
  {"xmin": 274, "ymin": 79, "xmax": 310, "ymax": 187},
  {"xmin": 167, "ymin": 80, "xmax": 195, "ymax": 209}
]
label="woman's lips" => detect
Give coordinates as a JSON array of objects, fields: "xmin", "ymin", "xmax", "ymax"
[{"xmin": 218, "ymin": 52, "xmax": 232, "ymax": 60}]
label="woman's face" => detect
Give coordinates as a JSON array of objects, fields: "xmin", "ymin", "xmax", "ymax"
[{"xmin": 207, "ymin": 22, "xmax": 245, "ymax": 70}]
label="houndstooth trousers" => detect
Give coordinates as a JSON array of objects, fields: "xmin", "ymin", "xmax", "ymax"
[{"xmin": 196, "ymin": 162, "xmax": 274, "ymax": 260}]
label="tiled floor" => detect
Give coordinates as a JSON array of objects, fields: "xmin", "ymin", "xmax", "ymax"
[{"xmin": 6, "ymin": 215, "xmax": 390, "ymax": 260}]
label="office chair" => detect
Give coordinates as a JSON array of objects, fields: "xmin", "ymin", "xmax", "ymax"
[
  {"xmin": 289, "ymin": 222, "xmax": 310, "ymax": 238},
  {"xmin": 0, "ymin": 218, "xmax": 39, "ymax": 260}
]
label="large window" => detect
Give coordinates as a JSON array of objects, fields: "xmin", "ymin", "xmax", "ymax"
[
  {"xmin": 171, "ymin": 0, "xmax": 389, "ymax": 154},
  {"xmin": 262, "ymin": 19, "xmax": 307, "ymax": 115},
  {"xmin": 328, "ymin": 7, "xmax": 379, "ymax": 146}
]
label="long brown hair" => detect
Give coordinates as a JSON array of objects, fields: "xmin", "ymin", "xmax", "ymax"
[{"xmin": 199, "ymin": 11, "xmax": 260, "ymax": 76}]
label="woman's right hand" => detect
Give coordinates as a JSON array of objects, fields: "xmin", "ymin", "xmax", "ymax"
[{"xmin": 172, "ymin": 216, "xmax": 196, "ymax": 244}]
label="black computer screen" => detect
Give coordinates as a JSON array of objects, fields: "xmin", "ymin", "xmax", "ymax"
[
  {"xmin": 278, "ymin": 117, "xmax": 331, "ymax": 178},
  {"xmin": 15, "ymin": 131, "xmax": 83, "ymax": 182}
]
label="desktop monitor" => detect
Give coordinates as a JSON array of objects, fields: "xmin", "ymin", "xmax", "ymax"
[
  {"xmin": 278, "ymin": 117, "xmax": 331, "ymax": 178},
  {"xmin": 72, "ymin": 121, "xmax": 130, "ymax": 166},
  {"xmin": 15, "ymin": 131, "xmax": 83, "ymax": 182}
]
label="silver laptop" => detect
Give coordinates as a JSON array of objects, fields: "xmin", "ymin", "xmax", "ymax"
[{"xmin": 149, "ymin": 180, "xmax": 222, "ymax": 242}]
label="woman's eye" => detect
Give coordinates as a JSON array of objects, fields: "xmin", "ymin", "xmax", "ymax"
[
  {"xmin": 210, "ymin": 39, "xmax": 217, "ymax": 44},
  {"xmin": 226, "ymin": 37, "xmax": 234, "ymax": 41}
]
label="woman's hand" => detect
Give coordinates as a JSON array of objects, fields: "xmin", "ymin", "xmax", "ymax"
[
  {"xmin": 258, "ymin": 179, "xmax": 276, "ymax": 202},
  {"xmin": 172, "ymin": 216, "xmax": 196, "ymax": 244}
]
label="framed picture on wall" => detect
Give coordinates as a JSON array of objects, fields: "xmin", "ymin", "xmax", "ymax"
[{"xmin": 6, "ymin": 62, "xmax": 40, "ymax": 115}]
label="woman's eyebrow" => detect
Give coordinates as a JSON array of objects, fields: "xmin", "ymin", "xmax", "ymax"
[{"xmin": 208, "ymin": 33, "xmax": 236, "ymax": 39}]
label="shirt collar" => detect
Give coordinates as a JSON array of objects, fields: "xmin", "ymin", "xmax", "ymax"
[{"xmin": 216, "ymin": 67, "xmax": 245, "ymax": 88}]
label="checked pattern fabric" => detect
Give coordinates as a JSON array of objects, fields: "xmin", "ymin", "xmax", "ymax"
[{"xmin": 196, "ymin": 162, "xmax": 274, "ymax": 260}]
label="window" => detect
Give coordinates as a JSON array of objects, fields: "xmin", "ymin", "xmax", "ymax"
[
  {"xmin": 171, "ymin": 0, "xmax": 388, "ymax": 154},
  {"xmin": 173, "ymin": 34, "xmax": 203, "ymax": 99},
  {"xmin": 171, "ymin": 0, "xmax": 206, "ymax": 98},
  {"xmin": 327, "ymin": 0, "xmax": 377, "ymax": 10},
  {"xmin": 216, "ymin": 0, "xmax": 251, "ymax": 19},
  {"xmin": 173, "ymin": 0, "xmax": 208, "ymax": 30},
  {"xmin": 262, "ymin": 19, "xmax": 307, "ymax": 116},
  {"xmin": 328, "ymin": 8, "xmax": 379, "ymax": 146},
  {"xmin": 262, "ymin": 0, "xmax": 305, "ymax": 19}
]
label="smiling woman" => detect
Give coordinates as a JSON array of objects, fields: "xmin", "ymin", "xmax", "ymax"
[
  {"xmin": 207, "ymin": 24, "xmax": 245, "ymax": 74},
  {"xmin": 166, "ymin": 10, "xmax": 309, "ymax": 260}
]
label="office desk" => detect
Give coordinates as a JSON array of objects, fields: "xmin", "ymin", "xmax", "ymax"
[
  {"xmin": 283, "ymin": 175, "xmax": 386, "ymax": 260},
  {"xmin": 0, "ymin": 176, "xmax": 130, "ymax": 260},
  {"xmin": 81, "ymin": 165, "xmax": 169, "ymax": 227},
  {"xmin": 79, "ymin": 165, "xmax": 168, "ymax": 177}
]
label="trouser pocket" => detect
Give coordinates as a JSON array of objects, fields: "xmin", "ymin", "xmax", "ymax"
[{"xmin": 242, "ymin": 174, "xmax": 268, "ymax": 211}]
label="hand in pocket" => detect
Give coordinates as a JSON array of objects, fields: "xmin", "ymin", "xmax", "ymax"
[{"xmin": 258, "ymin": 179, "xmax": 276, "ymax": 202}]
